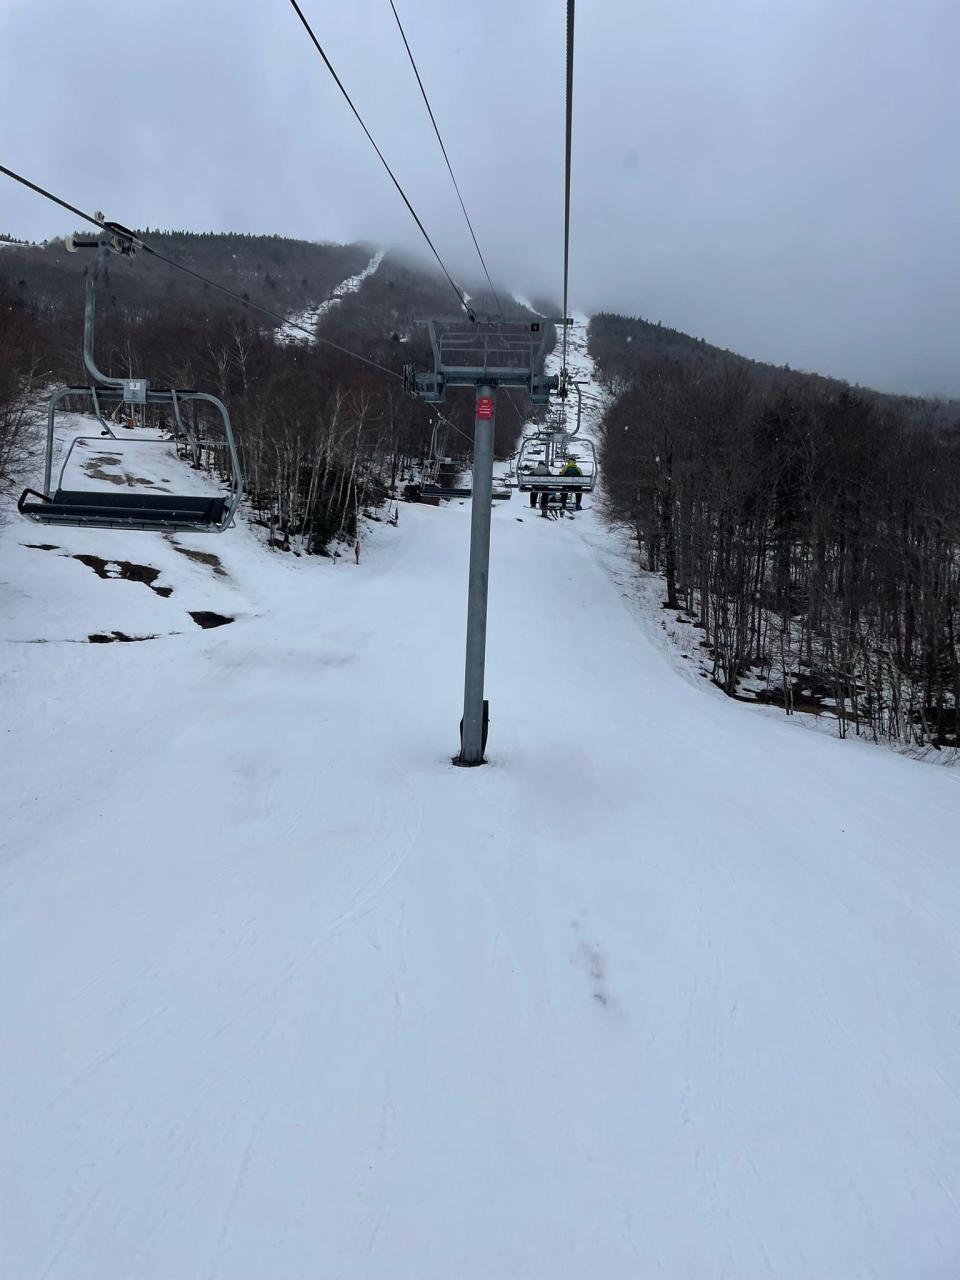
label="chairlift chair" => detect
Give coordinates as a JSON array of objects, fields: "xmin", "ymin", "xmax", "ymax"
[
  {"xmin": 18, "ymin": 227, "xmax": 243, "ymax": 533},
  {"xmin": 515, "ymin": 380, "xmax": 597, "ymax": 496},
  {"xmin": 515, "ymin": 433, "xmax": 597, "ymax": 495}
]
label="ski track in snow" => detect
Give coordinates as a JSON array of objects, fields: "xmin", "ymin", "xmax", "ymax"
[
  {"xmin": 2, "ymin": 388, "xmax": 960, "ymax": 1279},
  {"xmin": 276, "ymin": 249, "xmax": 385, "ymax": 346}
]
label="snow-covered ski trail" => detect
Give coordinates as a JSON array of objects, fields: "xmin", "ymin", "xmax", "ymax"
[
  {"xmin": 547, "ymin": 309, "xmax": 610, "ymax": 442},
  {"xmin": 276, "ymin": 248, "xmax": 385, "ymax": 346},
  {"xmin": 2, "ymin": 420, "xmax": 960, "ymax": 1279}
]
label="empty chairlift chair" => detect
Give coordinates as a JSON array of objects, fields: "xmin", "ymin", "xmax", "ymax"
[{"xmin": 19, "ymin": 225, "xmax": 243, "ymax": 533}]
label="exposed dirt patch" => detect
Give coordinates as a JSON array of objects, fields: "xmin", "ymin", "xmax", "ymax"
[
  {"xmin": 82, "ymin": 456, "xmax": 163, "ymax": 488},
  {"xmin": 76, "ymin": 443, "xmax": 166, "ymax": 490},
  {"xmin": 188, "ymin": 611, "xmax": 234, "ymax": 629},
  {"xmin": 750, "ymin": 686, "xmax": 829, "ymax": 716},
  {"xmin": 88, "ymin": 631, "xmax": 157, "ymax": 644},
  {"xmin": 22, "ymin": 543, "xmax": 59, "ymax": 551},
  {"xmin": 170, "ymin": 544, "xmax": 228, "ymax": 577},
  {"xmin": 84, "ymin": 451, "xmax": 121, "ymax": 468},
  {"xmin": 71, "ymin": 554, "xmax": 173, "ymax": 597}
]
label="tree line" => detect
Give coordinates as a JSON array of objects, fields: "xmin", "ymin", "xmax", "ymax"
[
  {"xmin": 0, "ymin": 236, "xmax": 533, "ymax": 552},
  {"xmin": 592, "ymin": 314, "xmax": 960, "ymax": 751}
]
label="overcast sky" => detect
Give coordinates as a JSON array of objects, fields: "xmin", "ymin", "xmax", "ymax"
[{"xmin": 1, "ymin": 0, "xmax": 957, "ymax": 396}]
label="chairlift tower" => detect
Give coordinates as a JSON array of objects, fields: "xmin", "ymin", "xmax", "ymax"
[{"xmin": 404, "ymin": 316, "xmax": 563, "ymax": 765}]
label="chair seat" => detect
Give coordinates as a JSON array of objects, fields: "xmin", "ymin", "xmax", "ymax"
[
  {"xmin": 20, "ymin": 489, "xmax": 227, "ymax": 529},
  {"xmin": 421, "ymin": 484, "xmax": 473, "ymax": 498}
]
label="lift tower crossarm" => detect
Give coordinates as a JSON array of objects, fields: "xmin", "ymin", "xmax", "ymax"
[{"xmin": 403, "ymin": 317, "xmax": 563, "ymax": 406}]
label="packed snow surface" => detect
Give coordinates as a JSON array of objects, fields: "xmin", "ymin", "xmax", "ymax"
[{"xmin": 2, "ymin": 406, "xmax": 960, "ymax": 1279}]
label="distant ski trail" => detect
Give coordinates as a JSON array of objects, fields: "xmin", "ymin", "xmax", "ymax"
[
  {"xmin": 276, "ymin": 248, "xmax": 385, "ymax": 345},
  {"xmin": 510, "ymin": 293, "xmax": 543, "ymax": 316}
]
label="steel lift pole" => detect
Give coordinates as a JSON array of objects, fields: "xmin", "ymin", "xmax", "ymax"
[
  {"xmin": 403, "ymin": 315, "xmax": 562, "ymax": 763},
  {"xmin": 459, "ymin": 384, "xmax": 496, "ymax": 765}
]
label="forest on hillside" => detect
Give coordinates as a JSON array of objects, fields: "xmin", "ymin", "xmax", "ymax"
[
  {"xmin": 1, "ymin": 233, "xmax": 371, "ymax": 321},
  {"xmin": 590, "ymin": 311, "xmax": 960, "ymax": 431},
  {"xmin": 0, "ymin": 235, "xmax": 532, "ymax": 550},
  {"xmin": 591, "ymin": 313, "xmax": 960, "ymax": 750}
]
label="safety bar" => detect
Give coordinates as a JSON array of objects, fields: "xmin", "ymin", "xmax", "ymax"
[
  {"xmin": 17, "ymin": 488, "xmax": 51, "ymax": 512},
  {"xmin": 54, "ymin": 434, "xmax": 182, "ymax": 494},
  {"xmin": 170, "ymin": 388, "xmax": 200, "ymax": 466},
  {"xmin": 90, "ymin": 386, "xmax": 118, "ymax": 439}
]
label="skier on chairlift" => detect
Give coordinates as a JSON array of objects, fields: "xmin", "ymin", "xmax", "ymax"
[
  {"xmin": 560, "ymin": 456, "xmax": 584, "ymax": 509},
  {"xmin": 530, "ymin": 458, "xmax": 551, "ymax": 509}
]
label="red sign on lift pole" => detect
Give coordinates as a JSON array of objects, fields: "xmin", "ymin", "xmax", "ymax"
[{"xmin": 476, "ymin": 395, "xmax": 494, "ymax": 420}]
